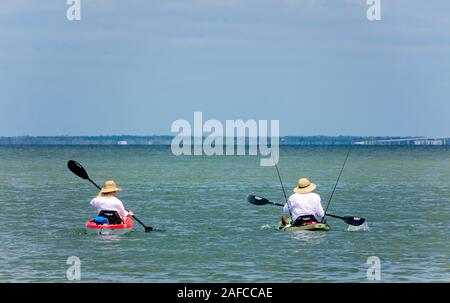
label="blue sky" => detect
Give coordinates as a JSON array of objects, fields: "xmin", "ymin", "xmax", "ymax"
[{"xmin": 0, "ymin": 0, "xmax": 449, "ymax": 137}]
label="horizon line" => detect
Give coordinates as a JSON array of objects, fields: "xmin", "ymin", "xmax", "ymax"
[{"xmin": 1, "ymin": 135, "xmax": 448, "ymax": 138}]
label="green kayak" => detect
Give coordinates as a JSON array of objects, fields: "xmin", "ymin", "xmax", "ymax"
[{"xmin": 278, "ymin": 222, "xmax": 330, "ymax": 231}]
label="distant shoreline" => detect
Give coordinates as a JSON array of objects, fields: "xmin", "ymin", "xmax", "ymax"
[{"xmin": 0, "ymin": 136, "xmax": 448, "ymax": 146}]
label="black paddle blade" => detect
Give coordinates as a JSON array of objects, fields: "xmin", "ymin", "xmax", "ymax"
[
  {"xmin": 67, "ymin": 160, "xmax": 90, "ymax": 180},
  {"xmin": 247, "ymin": 195, "xmax": 270, "ymax": 206},
  {"xmin": 144, "ymin": 227, "xmax": 154, "ymax": 232},
  {"xmin": 342, "ymin": 216, "xmax": 366, "ymax": 226}
]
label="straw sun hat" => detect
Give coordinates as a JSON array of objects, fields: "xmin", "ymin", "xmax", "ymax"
[
  {"xmin": 293, "ymin": 178, "xmax": 317, "ymax": 194},
  {"xmin": 100, "ymin": 180, "xmax": 121, "ymax": 194}
]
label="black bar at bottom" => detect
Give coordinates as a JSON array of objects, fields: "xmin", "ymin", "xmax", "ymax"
[{"xmin": 0, "ymin": 283, "xmax": 447, "ymax": 301}]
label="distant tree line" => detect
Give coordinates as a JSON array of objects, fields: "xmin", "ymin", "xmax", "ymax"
[{"xmin": 0, "ymin": 135, "xmax": 433, "ymax": 146}]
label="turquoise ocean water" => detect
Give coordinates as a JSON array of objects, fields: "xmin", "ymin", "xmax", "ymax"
[{"xmin": 0, "ymin": 146, "xmax": 449, "ymax": 282}]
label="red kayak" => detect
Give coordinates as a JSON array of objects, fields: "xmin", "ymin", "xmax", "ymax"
[{"xmin": 85, "ymin": 217, "xmax": 133, "ymax": 235}]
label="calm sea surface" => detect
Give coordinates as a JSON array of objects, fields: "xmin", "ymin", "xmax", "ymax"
[{"xmin": 0, "ymin": 146, "xmax": 449, "ymax": 282}]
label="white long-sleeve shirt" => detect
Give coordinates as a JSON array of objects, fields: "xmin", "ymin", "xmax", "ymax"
[
  {"xmin": 90, "ymin": 196, "xmax": 129, "ymax": 220},
  {"xmin": 283, "ymin": 193, "xmax": 325, "ymax": 222}
]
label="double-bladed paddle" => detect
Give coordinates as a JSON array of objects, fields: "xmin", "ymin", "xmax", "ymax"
[
  {"xmin": 247, "ymin": 195, "xmax": 366, "ymax": 226},
  {"xmin": 67, "ymin": 160, "xmax": 153, "ymax": 232}
]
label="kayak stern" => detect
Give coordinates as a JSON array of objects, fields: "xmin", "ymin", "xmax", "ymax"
[
  {"xmin": 85, "ymin": 217, "xmax": 133, "ymax": 235},
  {"xmin": 278, "ymin": 221, "xmax": 330, "ymax": 231}
]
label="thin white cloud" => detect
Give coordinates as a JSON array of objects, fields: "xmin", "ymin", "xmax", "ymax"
[
  {"xmin": 0, "ymin": 0, "xmax": 59, "ymax": 16},
  {"xmin": 171, "ymin": 35, "xmax": 230, "ymax": 49},
  {"xmin": 281, "ymin": 0, "xmax": 321, "ymax": 10},
  {"xmin": 160, "ymin": 0, "xmax": 243, "ymax": 11}
]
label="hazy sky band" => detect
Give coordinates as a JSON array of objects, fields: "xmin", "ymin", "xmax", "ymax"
[{"xmin": 0, "ymin": 0, "xmax": 449, "ymax": 137}]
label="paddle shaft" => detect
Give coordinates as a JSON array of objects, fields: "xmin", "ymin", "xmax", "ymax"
[
  {"xmin": 325, "ymin": 213, "xmax": 349, "ymax": 220},
  {"xmin": 269, "ymin": 201, "xmax": 285, "ymax": 207},
  {"xmin": 89, "ymin": 179, "xmax": 102, "ymax": 191}
]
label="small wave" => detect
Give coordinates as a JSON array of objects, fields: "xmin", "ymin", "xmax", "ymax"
[
  {"xmin": 260, "ymin": 224, "xmax": 274, "ymax": 230},
  {"xmin": 347, "ymin": 222, "xmax": 370, "ymax": 232}
]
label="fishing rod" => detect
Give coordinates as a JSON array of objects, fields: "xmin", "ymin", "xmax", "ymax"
[
  {"xmin": 274, "ymin": 163, "xmax": 293, "ymax": 219},
  {"xmin": 322, "ymin": 147, "xmax": 352, "ymax": 222},
  {"xmin": 275, "ymin": 164, "xmax": 288, "ymax": 202}
]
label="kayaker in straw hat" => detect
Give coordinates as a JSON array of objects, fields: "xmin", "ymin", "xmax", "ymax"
[
  {"xmin": 280, "ymin": 178, "xmax": 325, "ymax": 227},
  {"xmin": 90, "ymin": 180, "xmax": 134, "ymax": 224}
]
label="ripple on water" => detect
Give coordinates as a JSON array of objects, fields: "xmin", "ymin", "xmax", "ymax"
[{"xmin": 0, "ymin": 146, "xmax": 449, "ymax": 282}]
